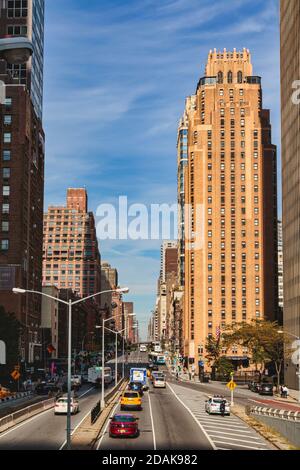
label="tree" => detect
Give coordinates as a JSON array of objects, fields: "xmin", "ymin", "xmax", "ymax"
[
  {"xmin": 215, "ymin": 356, "xmax": 234, "ymax": 379},
  {"xmin": 222, "ymin": 320, "xmax": 289, "ymax": 391},
  {"xmin": 205, "ymin": 336, "xmax": 223, "ymax": 379},
  {"xmin": 0, "ymin": 306, "xmax": 21, "ymax": 383}
]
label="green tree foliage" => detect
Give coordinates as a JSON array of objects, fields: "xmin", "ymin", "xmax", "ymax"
[
  {"xmin": 215, "ymin": 356, "xmax": 234, "ymax": 379},
  {"xmin": 222, "ymin": 320, "xmax": 289, "ymax": 390}
]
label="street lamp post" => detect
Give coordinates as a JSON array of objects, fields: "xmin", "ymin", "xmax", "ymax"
[
  {"xmin": 96, "ymin": 320, "xmax": 137, "ymax": 389},
  {"xmin": 278, "ymin": 329, "xmax": 300, "ymax": 403},
  {"xmin": 12, "ymin": 286, "xmax": 129, "ymax": 449},
  {"xmin": 98, "ymin": 303, "xmax": 132, "ymax": 410}
]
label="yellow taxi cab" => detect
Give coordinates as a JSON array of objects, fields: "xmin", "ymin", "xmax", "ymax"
[
  {"xmin": 120, "ymin": 391, "xmax": 142, "ymax": 410},
  {"xmin": 0, "ymin": 386, "xmax": 11, "ymax": 398},
  {"xmin": 147, "ymin": 369, "xmax": 151, "ymax": 377}
]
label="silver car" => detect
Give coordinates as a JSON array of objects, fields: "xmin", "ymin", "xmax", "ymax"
[{"xmin": 205, "ymin": 397, "xmax": 230, "ymax": 415}]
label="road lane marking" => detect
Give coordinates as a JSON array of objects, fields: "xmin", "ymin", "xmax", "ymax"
[
  {"xmin": 208, "ymin": 434, "xmax": 268, "ymax": 445},
  {"xmin": 201, "ymin": 424, "xmax": 252, "ymax": 433},
  {"xmin": 96, "ymin": 401, "xmax": 119, "ymax": 450},
  {"xmin": 204, "ymin": 429, "xmax": 262, "ymax": 439},
  {"xmin": 213, "ymin": 440, "xmax": 266, "ymax": 450},
  {"xmin": 167, "ymin": 383, "xmax": 217, "ymax": 450},
  {"xmin": 78, "ymin": 386, "xmax": 95, "ymax": 398},
  {"xmin": 59, "ymin": 395, "xmax": 96, "ymax": 450},
  {"xmin": 148, "ymin": 388, "xmax": 156, "ymax": 450}
]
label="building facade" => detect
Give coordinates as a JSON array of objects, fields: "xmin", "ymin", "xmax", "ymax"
[
  {"xmin": 100, "ymin": 261, "xmax": 118, "ymax": 316},
  {"xmin": 182, "ymin": 49, "xmax": 278, "ymax": 372},
  {"xmin": 0, "ymin": 71, "xmax": 45, "ymax": 363},
  {"xmin": 41, "ymin": 285, "xmax": 58, "ymax": 359},
  {"xmin": 280, "ymin": 0, "xmax": 300, "ymax": 390},
  {"xmin": 0, "ymin": 0, "xmax": 45, "ymax": 119},
  {"xmin": 0, "ymin": 0, "xmax": 45, "ymax": 365},
  {"xmin": 43, "ymin": 188, "xmax": 101, "ymax": 304}
]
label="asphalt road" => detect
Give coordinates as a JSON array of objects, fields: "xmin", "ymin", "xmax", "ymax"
[
  {"xmin": 96, "ymin": 352, "xmax": 272, "ymax": 451},
  {"xmin": 0, "ymin": 383, "xmax": 105, "ymax": 450}
]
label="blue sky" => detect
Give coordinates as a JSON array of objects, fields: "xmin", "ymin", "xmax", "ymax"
[{"xmin": 43, "ymin": 0, "xmax": 280, "ymax": 340}]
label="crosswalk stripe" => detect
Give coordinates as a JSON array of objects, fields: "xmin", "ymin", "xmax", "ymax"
[{"xmin": 208, "ymin": 434, "xmax": 268, "ymax": 445}]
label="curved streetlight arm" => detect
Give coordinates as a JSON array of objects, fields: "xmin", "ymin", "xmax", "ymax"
[
  {"xmin": 72, "ymin": 288, "xmax": 128, "ymax": 306},
  {"xmin": 13, "ymin": 288, "xmax": 69, "ymax": 305},
  {"xmin": 278, "ymin": 330, "xmax": 300, "ymax": 340}
]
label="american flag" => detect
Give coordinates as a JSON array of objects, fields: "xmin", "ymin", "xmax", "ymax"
[{"xmin": 216, "ymin": 325, "xmax": 221, "ymax": 341}]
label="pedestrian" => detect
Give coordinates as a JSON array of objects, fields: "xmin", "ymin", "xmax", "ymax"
[
  {"xmin": 188, "ymin": 370, "xmax": 192, "ymax": 380},
  {"xmin": 282, "ymin": 385, "xmax": 289, "ymax": 398},
  {"xmin": 220, "ymin": 399, "xmax": 226, "ymax": 417}
]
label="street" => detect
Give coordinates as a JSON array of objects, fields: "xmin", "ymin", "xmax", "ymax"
[
  {"xmin": 0, "ymin": 384, "xmax": 100, "ymax": 450},
  {"xmin": 96, "ymin": 352, "xmax": 273, "ymax": 451}
]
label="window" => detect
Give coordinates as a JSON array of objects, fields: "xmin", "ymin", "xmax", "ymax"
[
  {"xmin": 219, "ymin": 89, "xmax": 224, "ymax": 96},
  {"xmin": 237, "ymin": 71, "xmax": 243, "ymax": 83},
  {"xmin": 2, "ymin": 221, "xmax": 9, "ymax": 232},
  {"xmin": 228, "ymin": 71, "xmax": 233, "ymax": 83},
  {"xmin": 4, "ymin": 133, "xmax": 11, "ymax": 143},
  {"xmin": 1, "ymin": 239, "xmax": 9, "ymax": 250},
  {"xmin": 3, "ymin": 186, "xmax": 10, "ymax": 196},
  {"xmin": 4, "ymin": 97, "xmax": 12, "ymax": 106},
  {"xmin": 7, "ymin": 24, "xmax": 28, "ymax": 35},
  {"xmin": 7, "ymin": 1, "xmax": 28, "ymax": 18},
  {"xmin": 3, "ymin": 150, "xmax": 11, "ymax": 161},
  {"xmin": 2, "ymin": 203, "xmax": 9, "ymax": 214},
  {"xmin": 4, "ymin": 115, "xmax": 12, "ymax": 125},
  {"xmin": 3, "ymin": 168, "xmax": 10, "ymax": 179},
  {"xmin": 239, "ymin": 89, "xmax": 244, "ymax": 96},
  {"xmin": 217, "ymin": 71, "xmax": 223, "ymax": 84}
]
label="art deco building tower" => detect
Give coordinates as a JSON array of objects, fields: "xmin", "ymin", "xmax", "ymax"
[{"xmin": 182, "ymin": 49, "xmax": 278, "ymax": 371}]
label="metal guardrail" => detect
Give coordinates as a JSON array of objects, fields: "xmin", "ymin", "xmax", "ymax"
[
  {"xmin": 251, "ymin": 405, "xmax": 300, "ymax": 422},
  {"xmin": 0, "ymin": 391, "xmax": 32, "ymax": 404},
  {"xmin": 90, "ymin": 378, "xmax": 125, "ymax": 425},
  {"xmin": 0, "ymin": 397, "xmax": 55, "ymax": 433}
]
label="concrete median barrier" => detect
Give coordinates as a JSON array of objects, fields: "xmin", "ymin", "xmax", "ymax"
[{"xmin": 0, "ymin": 397, "xmax": 55, "ymax": 433}]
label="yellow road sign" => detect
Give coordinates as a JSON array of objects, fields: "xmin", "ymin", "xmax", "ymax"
[
  {"xmin": 226, "ymin": 380, "xmax": 237, "ymax": 390},
  {"xmin": 11, "ymin": 370, "xmax": 20, "ymax": 381}
]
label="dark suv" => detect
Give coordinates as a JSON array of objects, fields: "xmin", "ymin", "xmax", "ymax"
[{"xmin": 258, "ymin": 383, "xmax": 273, "ymax": 396}]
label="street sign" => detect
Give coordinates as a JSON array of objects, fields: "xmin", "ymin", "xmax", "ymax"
[
  {"xmin": 226, "ymin": 380, "xmax": 237, "ymax": 390},
  {"xmin": 11, "ymin": 370, "xmax": 20, "ymax": 381}
]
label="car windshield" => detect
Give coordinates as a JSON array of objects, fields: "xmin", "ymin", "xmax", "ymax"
[
  {"xmin": 57, "ymin": 399, "xmax": 67, "ymax": 403},
  {"xmin": 113, "ymin": 415, "xmax": 136, "ymax": 422},
  {"xmin": 124, "ymin": 392, "xmax": 138, "ymax": 398},
  {"xmin": 212, "ymin": 399, "xmax": 224, "ymax": 403}
]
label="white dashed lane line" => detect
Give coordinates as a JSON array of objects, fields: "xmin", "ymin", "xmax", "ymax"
[{"xmin": 169, "ymin": 382, "xmax": 271, "ymax": 451}]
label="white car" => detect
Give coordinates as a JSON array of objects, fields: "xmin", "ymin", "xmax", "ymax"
[
  {"xmin": 54, "ymin": 397, "xmax": 79, "ymax": 415},
  {"xmin": 205, "ymin": 397, "xmax": 230, "ymax": 415},
  {"xmin": 153, "ymin": 376, "xmax": 166, "ymax": 388}
]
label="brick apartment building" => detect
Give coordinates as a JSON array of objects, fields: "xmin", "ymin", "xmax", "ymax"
[{"xmin": 0, "ymin": 0, "xmax": 45, "ymax": 363}]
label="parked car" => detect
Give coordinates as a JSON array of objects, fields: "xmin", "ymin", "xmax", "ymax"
[
  {"xmin": 54, "ymin": 397, "xmax": 79, "ymax": 415},
  {"xmin": 250, "ymin": 381, "xmax": 260, "ymax": 393},
  {"xmin": 205, "ymin": 397, "xmax": 230, "ymax": 415},
  {"xmin": 109, "ymin": 413, "xmax": 139, "ymax": 438},
  {"xmin": 258, "ymin": 383, "xmax": 274, "ymax": 396}
]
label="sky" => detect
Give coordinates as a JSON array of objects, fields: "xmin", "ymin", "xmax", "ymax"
[{"xmin": 43, "ymin": 0, "xmax": 281, "ymax": 340}]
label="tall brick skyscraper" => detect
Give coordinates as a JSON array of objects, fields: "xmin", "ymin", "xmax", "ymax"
[
  {"xmin": 0, "ymin": 0, "xmax": 45, "ymax": 119},
  {"xmin": 182, "ymin": 49, "xmax": 278, "ymax": 372},
  {"xmin": 280, "ymin": 0, "xmax": 300, "ymax": 391},
  {"xmin": 0, "ymin": 0, "xmax": 45, "ymax": 363},
  {"xmin": 43, "ymin": 189, "xmax": 101, "ymax": 302}
]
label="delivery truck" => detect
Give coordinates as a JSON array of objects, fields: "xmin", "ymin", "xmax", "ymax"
[{"xmin": 130, "ymin": 367, "xmax": 147, "ymax": 387}]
